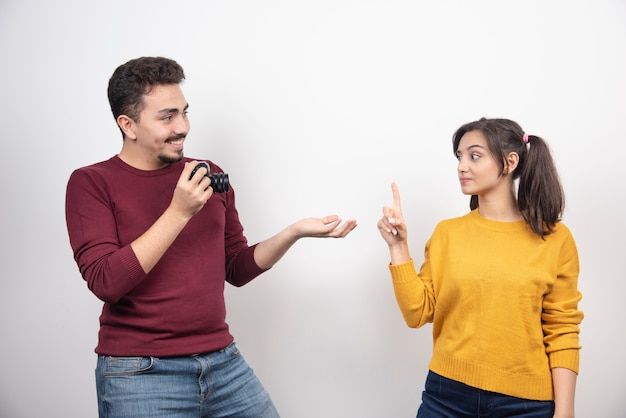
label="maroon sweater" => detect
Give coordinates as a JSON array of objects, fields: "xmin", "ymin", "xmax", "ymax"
[{"xmin": 65, "ymin": 156, "xmax": 266, "ymax": 356}]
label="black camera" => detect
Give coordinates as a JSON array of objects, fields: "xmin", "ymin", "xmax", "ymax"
[{"xmin": 189, "ymin": 162, "xmax": 229, "ymax": 193}]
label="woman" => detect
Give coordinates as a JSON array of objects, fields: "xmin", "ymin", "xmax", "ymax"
[{"xmin": 377, "ymin": 118, "xmax": 583, "ymax": 417}]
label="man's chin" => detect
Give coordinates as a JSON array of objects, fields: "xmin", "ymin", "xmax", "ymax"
[{"xmin": 159, "ymin": 152, "xmax": 184, "ymax": 165}]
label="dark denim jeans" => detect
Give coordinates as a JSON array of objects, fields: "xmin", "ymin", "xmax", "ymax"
[
  {"xmin": 95, "ymin": 342, "xmax": 280, "ymax": 418},
  {"xmin": 417, "ymin": 370, "xmax": 554, "ymax": 418}
]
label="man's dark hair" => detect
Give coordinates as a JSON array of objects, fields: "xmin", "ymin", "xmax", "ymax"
[{"xmin": 107, "ymin": 56, "xmax": 186, "ymax": 136}]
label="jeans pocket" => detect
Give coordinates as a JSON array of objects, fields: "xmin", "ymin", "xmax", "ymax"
[
  {"xmin": 101, "ymin": 355, "xmax": 155, "ymax": 376},
  {"xmin": 224, "ymin": 342, "xmax": 241, "ymax": 357},
  {"xmin": 424, "ymin": 370, "xmax": 444, "ymax": 396}
]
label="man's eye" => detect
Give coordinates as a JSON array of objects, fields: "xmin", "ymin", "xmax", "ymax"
[{"xmin": 163, "ymin": 115, "xmax": 172, "ymax": 121}]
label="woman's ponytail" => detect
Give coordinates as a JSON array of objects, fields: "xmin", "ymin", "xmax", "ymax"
[{"xmin": 517, "ymin": 134, "xmax": 564, "ymax": 238}]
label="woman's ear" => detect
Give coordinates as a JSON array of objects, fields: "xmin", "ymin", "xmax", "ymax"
[
  {"xmin": 503, "ymin": 152, "xmax": 520, "ymax": 175},
  {"xmin": 117, "ymin": 115, "xmax": 137, "ymax": 140}
]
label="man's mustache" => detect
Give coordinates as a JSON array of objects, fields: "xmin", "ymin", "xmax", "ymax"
[{"xmin": 167, "ymin": 134, "xmax": 186, "ymax": 141}]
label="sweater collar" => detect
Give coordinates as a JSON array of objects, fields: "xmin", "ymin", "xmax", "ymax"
[{"xmin": 468, "ymin": 209, "xmax": 528, "ymax": 232}]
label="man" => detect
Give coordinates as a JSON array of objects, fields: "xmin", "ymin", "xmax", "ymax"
[{"xmin": 65, "ymin": 56, "xmax": 357, "ymax": 417}]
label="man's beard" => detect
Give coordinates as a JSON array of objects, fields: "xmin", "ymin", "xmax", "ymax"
[
  {"xmin": 159, "ymin": 150, "xmax": 183, "ymax": 164},
  {"xmin": 159, "ymin": 134, "xmax": 185, "ymax": 164}
]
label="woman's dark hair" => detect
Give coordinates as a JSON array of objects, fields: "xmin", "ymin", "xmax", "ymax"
[
  {"xmin": 107, "ymin": 56, "xmax": 186, "ymax": 137},
  {"xmin": 452, "ymin": 117, "xmax": 564, "ymax": 238}
]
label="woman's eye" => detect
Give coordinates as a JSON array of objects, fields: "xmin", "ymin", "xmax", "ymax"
[{"xmin": 471, "ymin": 153, "xmax": 481, "ymax": 160}]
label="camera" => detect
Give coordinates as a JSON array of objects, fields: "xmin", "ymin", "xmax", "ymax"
[{"xmin": 189, "ymin": 161, "xmax": 229, "ymax": 193}]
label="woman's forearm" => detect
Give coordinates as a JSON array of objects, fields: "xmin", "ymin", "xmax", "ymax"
[{"xmin": 552, "ymin": 367, "xmax": 577, "ymax": 418}]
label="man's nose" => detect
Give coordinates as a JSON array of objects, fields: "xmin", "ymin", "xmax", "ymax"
[{"xmin": 174, "ymin": 115, "xmax": 189, "ymax": 134}]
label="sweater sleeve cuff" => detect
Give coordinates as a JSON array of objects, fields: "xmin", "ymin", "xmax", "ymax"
[
  {"xmin": 225, "ymin": 243, "xmax": 269, "ymax": 287},
  {"xmin": 246, "ymin": 243, "xmax": 269, "ymax": 275},
  {"xmin": 388, "ymin": 259, "xmax": 417, "ymax": 284},
  {"xmin": 549, "ymin": 349, "xmax": 580, "ymax": 374},
  {"xmin": 118, "ymin": 245, "xmax": 146, "ymax": 281}
]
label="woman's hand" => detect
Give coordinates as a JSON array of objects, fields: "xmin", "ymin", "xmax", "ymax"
[
  {"xmin": 378, "ymin": 182, "xmax": 411, "ymax": 265},
  {"xmin": 378, "ymin": 182, "xmax": 407, "ymax": 245}
]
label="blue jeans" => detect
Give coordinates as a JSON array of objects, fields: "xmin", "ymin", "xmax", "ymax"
[
  {"xmin": 95, "ymin": 342, "xmax": 280, "ymax": 418},
  {"xmin": 417, "ymin": 370, "xmax": 554, "ymax": 418}
]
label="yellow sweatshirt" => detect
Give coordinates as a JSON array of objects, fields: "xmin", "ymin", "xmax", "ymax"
[{"xmin": 389, "ymin": 209, "xmax": 583, "ymax": 401}]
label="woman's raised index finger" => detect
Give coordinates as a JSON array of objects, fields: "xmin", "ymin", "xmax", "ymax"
[{"xmin": 391, "ymin": 182, "xmax": 402, "ymax": 210}]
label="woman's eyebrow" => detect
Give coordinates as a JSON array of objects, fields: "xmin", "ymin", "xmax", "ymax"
[{"xmin": 457, "ymin": 144, "xmax": 487, "ymax": 153}]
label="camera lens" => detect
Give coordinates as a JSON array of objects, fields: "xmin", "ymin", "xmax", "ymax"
[
  {"xmin": 190, "ymin": 162, "xmax": 229, "ymax": 193},
  {"xmin": 209, "ymin": 173, "xmax": 229, "ymax": 193}
]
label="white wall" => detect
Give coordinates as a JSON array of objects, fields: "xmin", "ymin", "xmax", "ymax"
[{"xmin": 1, "ymin": 1, "xmax": 625, "ymax": 416}]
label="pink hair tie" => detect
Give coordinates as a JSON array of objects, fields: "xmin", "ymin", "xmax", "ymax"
[{"xmin": 522, "ymin": 133, "xmax": 529, "ymax": 144}]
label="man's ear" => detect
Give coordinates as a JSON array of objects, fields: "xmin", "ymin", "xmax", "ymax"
[
  {"xmin": 117, "ymin": 115, "xmax": 137, "ymax": 140},
  {"xmin": 503, "ymin": 152, "xmax": 520, "ymax": 175}
]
